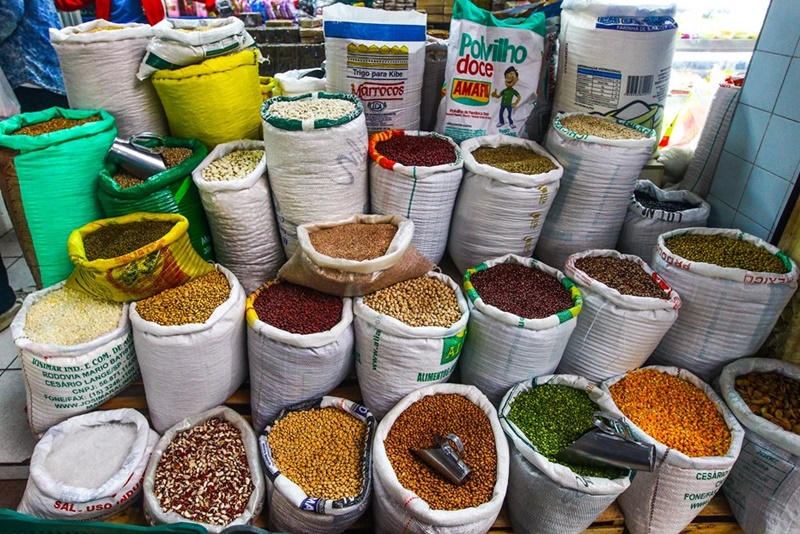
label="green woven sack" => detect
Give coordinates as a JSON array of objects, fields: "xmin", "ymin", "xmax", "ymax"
[{"xmin": 97, "ymin": 137, "xmax": 215, "ymax": 262}]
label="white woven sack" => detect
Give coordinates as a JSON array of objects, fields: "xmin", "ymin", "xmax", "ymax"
[
  {"xmin": 557, "ymin": 250, "xmax": 681, "ymax": 383},
  {"xmin": 718, "ymin": 358, "xmax": 800, "ymax": 534},
  {"xmin": 420, "ymin": 37, "xmax": 448, "ymax": 131},
  {"xmin": 372, "ymin": 383, "xmax": 509, "ymax": 534},
  {"xmin": 143, "ymin": 406, "xmax": 266, "ymax": 533},
  {"xmin": 369, "ymin": 131, "xmax": 463, "ymax": 264},
  {"xmin": 648, "ymin": 228, "xmax": 799, "ymax": 382},
  {"xmin": 617, "ymin": 180, "xmax": 710, "ymax": 263},
  {"xmin": 12, "ymin": 281, "xmax": 139, "ymax": 436},
  {"xmin": 130, "ymin": 265, "xmax": 247, "ymax": 433},
  {"xmin": 499, "ymin": 376, "xmax": 632, "ymax": 533},
  {"xmin": 49, "ymin": 20, "xmax": 168, "ymax": 138},
  {"xmin": 601, "ymin": 366, "xmax": 744, "ymax": 534},
  {"xmin": 259, "ymin": 397, "xmax": 375, "ymax": 533},
  {"xmin": 459, "ymin": 255, "xmax": 582, "ymax": 405},
  {"xmin": 18, "ymin": 409, "xmax": 157, "ymax": 521},
  {"xmin": 274, "ymin": 69, "xmax": 327, "ymax": 97},
  {"xmin": 354, "ymin": 271, "xmax": 469, "ymax": 419},
  {"xmin": 448, "ymin": 135, "xmax": 563, "ymax": 274},
  {"xmin": 192, "ymin": 140, "xmax": 285, "ymax": 294}
]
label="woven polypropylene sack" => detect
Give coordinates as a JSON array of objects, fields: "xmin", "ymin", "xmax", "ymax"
[
  {"xmin": 524, "ymin": 7, "xmax": 560, "ymax": 144},
  {"xmin": 420, "ymin": 37, "xmax": 447, "ymax": 132}
]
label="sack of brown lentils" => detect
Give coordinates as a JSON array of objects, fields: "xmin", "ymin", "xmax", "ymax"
[
  {"xmin": 143, "ymin": 406, "xmax": 266, "ymax": 532},
  {"xmin": 556, "ymin": 249, "xmax": 681, "ymax": 383},
  {"xmin": 648, "ymin": 228, "xmax": 799, "ymax": 382},
  {"xmin": 259, "ymin": 397, "xmax": 375, "ymax": 533},
  {"xmin": 130, "ymin": 265, "xmax": 247, "ymax": 433},
  {"xmin": 447, "ymin": 134, "xmax": 563, "ymax": 274},
  {"xmin": 459, "ymin": 254, "xmax": 583, "ymax": 405},
  {"xmin": 191, "ymin": 139, "xmax": 284, "ymax": 294}
]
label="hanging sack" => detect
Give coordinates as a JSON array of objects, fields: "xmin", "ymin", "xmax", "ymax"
[
  {"xmin": 420, "ymin": 36, "xmax": 448, "ymax": 132},
  {"xmin": 261, "ymin": 93, "xmax": 368, "ymax": 257},
  {"xmin": 0, "ymin": 108, "xmax": 116, "ymax": 288},
  {"xmin": 719, "ymin": 358, "xmax": 800, "ymax": 534},
  {"xmin": 557, "ymin": 249, "xmax": 681, "ymax": 383},
  {"xmin": 50, "ymin": 20, "xmax": 168, "ymax": 138},
  {"xmin": 448, "ymin": 134, "xmax": 563, "ymax": 274},
  {"xmin": 460, "ymin": 254, "xmax": 583, "ymax": 405},
  {"xmin": 535, "ymin": 112, "xmax": 655, "ymax": 270},
  {"xmin": 499, "ymin": 376, "xmax": 632, "ymax": 533},
  {"xmin": 18, "ymin": 409, "xmax": 158, "ymax": 521},
  {"xmin": 192, "ymin": 140, "xmax": 284, "ymax": 294},
  {"xmin": 649, "ymin": 228, "xmax": 799, "ymax": 382},
  {"xmin": 369, "ymin": 130, "xmax": 463, "ymax": 264},
  {"xmin": 130, "ymin": 265, "xmax": 247, "ymax": 433}
]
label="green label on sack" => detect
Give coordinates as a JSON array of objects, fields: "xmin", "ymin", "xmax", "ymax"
[{"xmin": 441, "ymin": 328, "xmax": 466, "ymax": 364}]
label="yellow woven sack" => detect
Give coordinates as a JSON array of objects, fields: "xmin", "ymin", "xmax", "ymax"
[
  {"xmin": 152, "ymin": 50, "xmax": 263, "ymax": 149},
  {"xmin": 65, "ymin": 212, "xmax": 214, "ymax": 302}
]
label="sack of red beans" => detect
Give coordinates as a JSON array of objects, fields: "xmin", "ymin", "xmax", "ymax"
[{"xmin": 369, "ymin": 130, "xmax": 463, "ymax": 264}]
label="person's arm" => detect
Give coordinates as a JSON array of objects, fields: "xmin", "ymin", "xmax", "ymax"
[
  {"xmin": 53, "ymin": 0, "xmax": 94, "ymax": 12},
  {"xmin": 0, "ymin": 0, "xmax": 24, "ymax": 43}
]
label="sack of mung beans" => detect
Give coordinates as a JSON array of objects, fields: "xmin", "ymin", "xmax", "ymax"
[
  {"xmin": 143, "ymin": 406, "xmax": 266, "ymax": 533},
  {"xmin": 556, "ymin": 250, "xmax": 681, "ymax": 383},
  {"xmin": 616, "ymin": 180, "xmax": 710, "ymax": 263},
  {"xmin": 718, "ymin": 358, "xmax": 800, "ymax": 534},
  {"xmin": 369, "ymin": 130, "xmax": 463, "ymax": 264},
  {"xmin": 535, "ymin": 112, "xmax": 656, "ymax": 270},
  {"xmin": 130, "ymin": 265, "xmax": 247, "ymax": 434},
  {"xmin": 191, "ymin": 140, "xmax": 284, "ymax": 294},
  {"xmin": 246, "ymin": 280, "xmax": 354, "ymax": 431},
  {"xmin": 261, "ymin": 93, "xmax": 368, "ymax": 257},
  {"xmin": 18, "ymin": 409, "xmax": 158, "ymax": 521},
  {"xmin": 49, "ymin": 20, "xmax": 168, "ymax": 138},
  {"xmin": 498, "ymin": 376, "xmax": 633, "ymax": 534},
  {"xmin": 372, "ymin": 383, "xmax": 509, "ymax": 533},
  {"xmin": 601, "ymin": 366, "xmax": 745, "ymax": 534},
  {"xmin": 648, "ymin": 228, "xmax": 799, "ymax": 382},
  {"xmin": 259, "ymin": 397, "xmax": 375, "ymax": 533}
]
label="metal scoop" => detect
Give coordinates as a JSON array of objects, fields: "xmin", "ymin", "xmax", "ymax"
[
  {"xmin": 412, "ymin": 433, "xmax": 473, "ymax": 486},
  {"xmin": 107, "ymin": 132, "xmax": 167, "ymax": 179}
]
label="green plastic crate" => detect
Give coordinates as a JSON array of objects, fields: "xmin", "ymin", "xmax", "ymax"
[{"xmin": 0, "ymin": 508, "xmax": 207, "ymax": 534}]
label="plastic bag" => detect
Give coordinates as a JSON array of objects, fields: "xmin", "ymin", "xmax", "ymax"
[{"xmin": 0, "ymin": 66, "xmax": 20, "ymax": 119}]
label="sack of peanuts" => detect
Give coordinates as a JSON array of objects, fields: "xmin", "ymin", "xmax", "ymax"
[
  {"xmin": 459, "ymin": 254, "xmax": 583, "ymax": 405},
  {"xmin": 130, "ymin": 265, "xmax": 247, "ymax": 433},
  {"xmin": 191, "ymin": 140, "xmax": 284, "ymax": 294},
  {"xmin": 259, "ymin": 397, "xmax": 376, "ymax": 533},
  {"xmin": 648, "ymin": 228, "xmax": 799, "ymax": 382},
  {"xmin": 719, "ymin": 358, "xmax": 800, "ymax": 534},
  {"xmin": 535, "ymin": 112, "xmax": 656, "ymax": 270},
  {"xmin": 0, "ymin": 108, "xmax": 116, "ymax": 288},
  {"xmin": 448, "ymin": 134, "xmax": 563, "ymax": 274},
  {"xmin": 11, "ymin": 281, "xmax": 139, "ymax": 436},
  {"xmin": 246, "ymin": 280, "xmax": 354, "ymax": 431},
  {"xmin": 261, "ymin": 93, "xmax": 368, "ymax": 257},
  {"xmin": 369, "ymin": 130, "xmax": 463, "ymax": 264},
  {"xmin": 143, "ymin": 406, "xmax": 265, "ymax": 532},
  {"xmin": 49, "ymin": 20, "xmax": 168, "ymax": 138},
  {"xmin": 601, "ymin": 367, "xmax": 745, "ymax": 534},
  {"xmin": 617, "ymin": 181, "xmax": 710, "ymax": 263},
  {"xmin": 372, "ymin": 383, "xmax": 509, "ymax": 533},
  {"xmin": 499, "ymin": 376, "xmax": 633, "ymax": 533},
  {"xmin": 18, "ymin": 409, "xmax": 158, "ymax": 521},
  {"xmin": 556, "ymin": 249, "xmax": 681, "ymax": 383}
]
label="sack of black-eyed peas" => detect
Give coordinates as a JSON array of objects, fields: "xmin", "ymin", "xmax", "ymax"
[
  {"xmin": 246, "ymin": 280, "xmax": 354, "ymax": 431},
  {"xmin": 259, "ymin": 397, "xmax": 375, "ymax": 533},
  {"xmin": 556, "ymin": 249, "xmax": 681, "ymax": 383}
]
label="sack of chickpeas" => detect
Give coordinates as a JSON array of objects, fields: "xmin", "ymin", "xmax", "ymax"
[
  {"xmin": 130, "ymin": 265, "xmax": 247, "ymax": 433},
  {"xmin": 192, "ymin": 140, "xmax": 284, "ymax": 294},
  {"xmin": 556, "ymin": 250, "xmax": 682, "ymax": 383},
  {"xmin": 372, "ymin": 383, "xmax": 509, "ymax": 533},
  {"xmin": 459, "ymin": 254, "xmax": 583, "ymax": 405},
  {"xmin": 718, "ymin": 358, "xmax": 800, "ymax": 534},
  {"xmin": 369, "ymin": 130, "xmax": 463, "ymax": 264},
  {"xmin": 259, "ymin": 397, "xmax": 375, "ymax": 533},
  {"xmin": 601, "ymin": 366, "xmax": 745, "ymax": 534},
  {"xmin": 354, "ymin": 271, "xmax": 469, "ymax": 419},
  {"xmin": 246, "ymin": 280, "xmax": 354, "ymax": 431},
  {"xmin": 649, "ymin": 228, "xmax": 799, "ymax": 382}
]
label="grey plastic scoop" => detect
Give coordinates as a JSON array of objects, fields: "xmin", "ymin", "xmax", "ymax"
[{"xmin": 412, "ymin": 433, "xmax": 473, "ymax": 486}]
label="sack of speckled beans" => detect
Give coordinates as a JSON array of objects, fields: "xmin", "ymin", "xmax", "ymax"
[
  {"xmin": 459, "ymin": 254, "xmax": 583, "ymax": 405},
  {"xmin": 556, "ymin": 249, "xmax": 682, "ymax": 383},
  {"xmin": 647, "ymin": 227, "xmax": 799, "ymax": 382}
]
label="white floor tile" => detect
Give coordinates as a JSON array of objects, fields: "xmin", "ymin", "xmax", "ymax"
[
  {"xmin": 0, "ymin": 371, "xmax": 37, "ymax": 465},
  {"xmin": 7, "ymin": 258, "xmax": 34, "ymax": 292},
  {"xmin": 0, "ymin": 230, "xmax": 22, "ymax": 261},
  {"xmin": 0, "ymin": 328, "xmax": 17, "ymax": 370}
]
